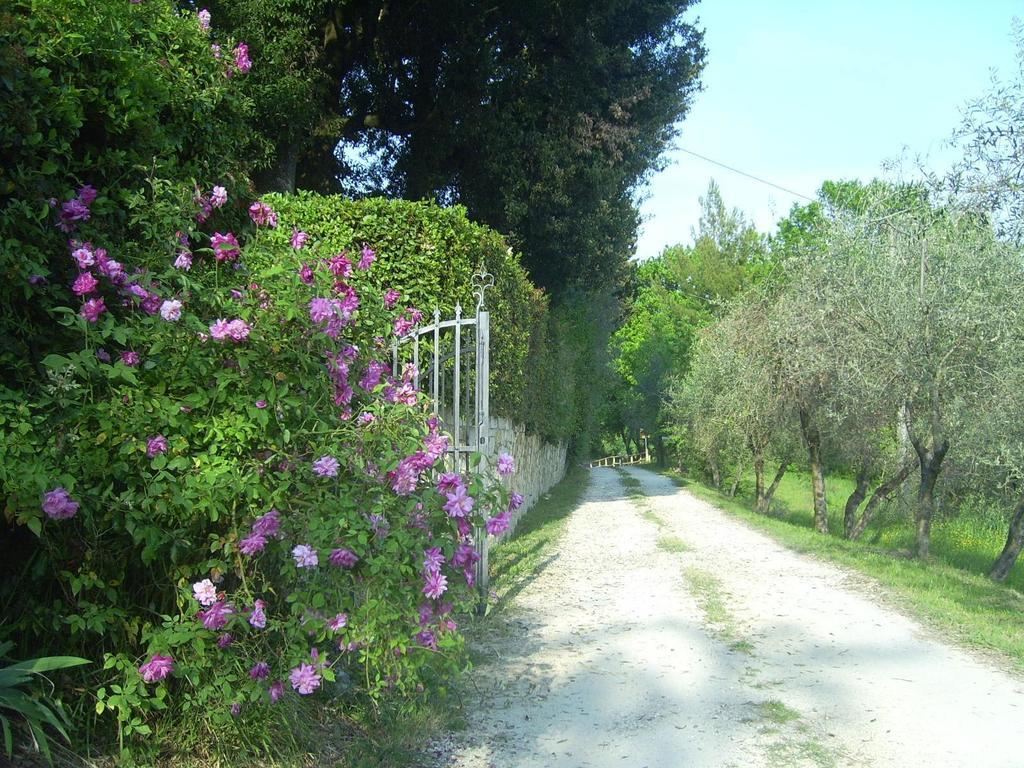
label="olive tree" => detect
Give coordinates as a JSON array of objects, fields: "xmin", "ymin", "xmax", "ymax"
[
  {"xmin": 672, "ymin": 292, "xmax": 798, "ymax": 512},
  {"xmin": 815, "ymin": 195, "xmax": 1023, "ymax": 557}
]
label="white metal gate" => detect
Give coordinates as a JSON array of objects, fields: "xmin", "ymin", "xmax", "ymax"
[{"xmin": 392, "ymin": 269, "xmax": 494, "ymax": 604}]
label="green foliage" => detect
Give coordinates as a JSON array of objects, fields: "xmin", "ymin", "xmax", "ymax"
[
  {"xmin": 0, "ymin": 0, "xmax": 254, "ymax": 385},
  {"xmin": 671, "ymin": 178, "xmax": 1024, "ymax": 573},
  {"xmin": 201, "ymin": 0, "xmax": 333, "ymax": 188},
  {"xmin": 0, "ymin": 643, "xmax": 89, "ymax": 764},
  {"xmin": 948, "ymin": 20, "xmax": 1024, "ymax": 245}
]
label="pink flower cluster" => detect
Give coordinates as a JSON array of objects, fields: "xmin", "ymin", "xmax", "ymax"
[
  {"xmin": 289, "ymin": 661, "xmax": 320, "ymax": 695},
  {"xmin": 138, "ymin": 653, "xmax": 174, "ymax": 683},
  {"xmin": 421, "ymin": 545, "xmax": 448, "ymax": 601},
  {"xmin": 290, "ymin": 229, "xmax": 309, "ymax": 249},
  {"xmin": 193, "ymin": 578, "xmax": 218, "ymax": 606},
  {"xmin": 416, "ymin": 602, "xmax": 458, "ymax": 650},
  {"xmin": 390, "ymin": 426, "xmax": 449, "ymax": 496},
  {"xmin": 358, "ymin": 245, "xmax": 375, "ymax": 269},
  {"xmin": 60, "ymin": 179, "xmax": 519, "ymax": 717},
  {"xmin": 65, "ymin": 238, "xmax": 126, "ymax": 324},
  {"xmin": 60, "ymin": 193, "xmax": 192, "ymax": 329},
  {"xmin": 198, "ymin": 600, "xmax": 233, "ymax": 630},
  {"xmin": 329, "ymin": 548, "xmax": 359, "ymax": 568},
  {"xmin": 359, "ymin": 360, "xmax": 387, "ymax": 392},
  {"xmin": 248, "ymin": 201, "xmax": 277, "ymax": 228},
  {"xmin": 497, "ymin": 452, "xmax": 515, "ymax": 477},
  {"xmin": 309, "ymin": 294, "xmax": 358, "ymax": 339},
  {"xmin": 486, "ymin": 509, "xmax": 511, "ymax": 536},
  {"xmin": 239, "ymin": 508, "xmax": 281, "ymax": 556},
  {"xmin": 146, "ymin": 434, "xmax": 168, "ymax": 458},
  {"xmin": 441, "ymin": 479, "xmax": 474, "ymax": 520},
  {"xmin": 209, "ymin": 318, "xmax": 251, "ymax": 342},
  {"xmin": 393, "ymin": 307, "xmax": 423, "ymax": 338},
  {"xmin": 382, "ymin": 362, "xmax": 419, "ymax": 406},
  {"xmin": 250, "ymin": 599, "xmax": 267, "ymax": 629},
  {"xmin": 210, "ymin": 231, "xmax": 240, "ymax": 261},
  {"xmin": 57, "ymin": 185, "xmax": 97, "ymax": 232},
  {"xmin": 196, "ymin": 184, "xmax": 228, "ymax": 223},
  {"xmin": 42, "ymin": 487, "xmax": 79, "ymax": 520},
  {"xmin": 312, "ymin": 455, "xmax": 339, "ymax": 477},
  {"xmin": 233, "ymin": 43, "xmax": 252, "ymax": 75},
  {"xmin": 324, "ymin": 345, "xmax": 358, "ymax": 414},
  {"xmin": 292, "ymin": 544, "xmax": 318, "ymax": 568}
]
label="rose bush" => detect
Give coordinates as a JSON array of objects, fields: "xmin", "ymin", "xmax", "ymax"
[
  {"xmin": 0, "ymin": 0, "xmax": 258, "ymax": 387},
  {"xmin": 0, "ymin": 188, "xmax": 519, "ymax": 761}
]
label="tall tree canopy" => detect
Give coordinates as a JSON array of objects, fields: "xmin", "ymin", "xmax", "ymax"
[
  {"xmin": 207, "ymin": 0, "xmax": 706, "ymax": 292},
  {"xmin": 606, "ymin": 182, "xmax": 767, "ymax": 462}
]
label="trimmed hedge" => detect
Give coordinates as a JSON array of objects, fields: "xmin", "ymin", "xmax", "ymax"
[{"xmin": 260, "ymin": 193, "xmax": 554, "ymax": 434}]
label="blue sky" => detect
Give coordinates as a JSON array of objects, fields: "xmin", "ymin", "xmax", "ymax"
[{"xmin": 635, "ymin": 0, "xmax": 1022, "ymax": 260}]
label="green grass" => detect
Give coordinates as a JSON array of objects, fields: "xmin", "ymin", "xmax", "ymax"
[
  {"xmin": 766, "ymin": 736, "xmax": 838, "ymax": 768},
  {"xmin": 656, "ymin": 534, "xmax": 690, "ymax": 553},
  {"xmin": 335, "ymin": 695, "xmax": 467, "ymax": 768},
  {"xmin": 756, "ymin": 699, "xmax": 801, "ymax": 725},
  {"xmin": 747, "ymin": 699, "xmax": 839, "ymax": 768},
  {"xmin": 663, "ymin": 468, "xmax": 1024, "ymax": 670},
  {"xmin": 713, "ymin": 465, "xmax": 1024, "ymax": 592},
  {"xmin": 488, "ymin": 466, "xmax": 590, "ymax": 609},
  {"xmin": 680, "ymin": 565, "xmax": 753, "ymax": 653}
]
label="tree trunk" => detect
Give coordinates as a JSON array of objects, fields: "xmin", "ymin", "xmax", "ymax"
[
  {"xmin": 762, "ymin": 460, "xmax": 790, "ymax": 513},
  {"xmin": 655, "ymin": 435, "xmax": 667, "ymax": 467},
  {"xmin": 989, "ymin": 497, "xmax": 1024, "ymax": 582},
  {"xmin": 729, "ymin": 463, "xmax": 742, "ymax": 498},
  {"xmin": 708, "ymin": 455, "xmax": 722, "ymax": 489},
  {"xmin": 799, "ymin": 408, "xmax": 828, "ymax": 534},
  {"xmin": 847, "ymin": 458, "xmax": 917, "ymax": 541},
  {"xmin": 254, "ymin": 141, "xmax": 299, "ymax": 193},
  {"xmin": 910, "ymin": 438, "xmax": 948, "ymax": 558},
  {"xmin": 843, "ymin": 464, "xmax": 871, "ymax": 538},
  {"xmin": 752, "ymin": 443, "xmax": 766, "ymax": 512}
]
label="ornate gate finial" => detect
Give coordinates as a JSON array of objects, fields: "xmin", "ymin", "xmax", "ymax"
[{"xmin": 471, "ymin": 268, "xmax": 495, "ymax": 313}]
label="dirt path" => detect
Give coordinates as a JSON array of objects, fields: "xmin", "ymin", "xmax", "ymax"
[{"xmin": 436, "ymin": 467, "xmax": 1024, "ymax": 768}]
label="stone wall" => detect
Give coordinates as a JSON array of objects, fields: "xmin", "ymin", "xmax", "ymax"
[
  {"xmin": 439, "ymin": 408, "xmax": 567, "ymax": 537},
  {"xmin": 488, "ymin": 415, "xmax": 567, "ymax": 537}
]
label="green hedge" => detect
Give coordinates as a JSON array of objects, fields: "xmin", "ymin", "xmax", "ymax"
[{"xmin": 260, "ymin": 193, "xmax": 561, "ymax": 435}]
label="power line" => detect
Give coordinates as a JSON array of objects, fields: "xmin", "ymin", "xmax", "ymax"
[{"xmin": 676, "ymin": 147, "xmax": 818, "ymax": 203}]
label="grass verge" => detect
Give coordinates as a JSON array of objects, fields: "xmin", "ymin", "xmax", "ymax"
[
  {"xmin": 681, "ymin": 566, "xmax": 752, "ymax": 654},
  {"xmin": 487, "ymin": 466, "xmax": 590, "ymax": 609},
  {"xmin": 662, "ymin": 469, "xmax": 1024, "ymax": 672}
]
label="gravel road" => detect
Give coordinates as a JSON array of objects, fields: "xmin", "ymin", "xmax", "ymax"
[{"xmin": 436, "ymin": 467, "xmax": 1024, "ymax": 768}]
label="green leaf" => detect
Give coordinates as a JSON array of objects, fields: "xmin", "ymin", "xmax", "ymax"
[
  {"xmin": 40, "ymin": 354, "xmax": 72, "ymax": 371},
  {"xmin": 3, "ymin": 656, "xmax": 89, "ymax": 675},
  {"xmin": 1, "ymin": 714, "xmax": 11, "ymax": 758}
]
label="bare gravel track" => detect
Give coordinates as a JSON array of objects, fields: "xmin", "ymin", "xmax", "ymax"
[{"xmin": 436, "ymin": 467, "xmax": 1024, "ymax": 768}]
